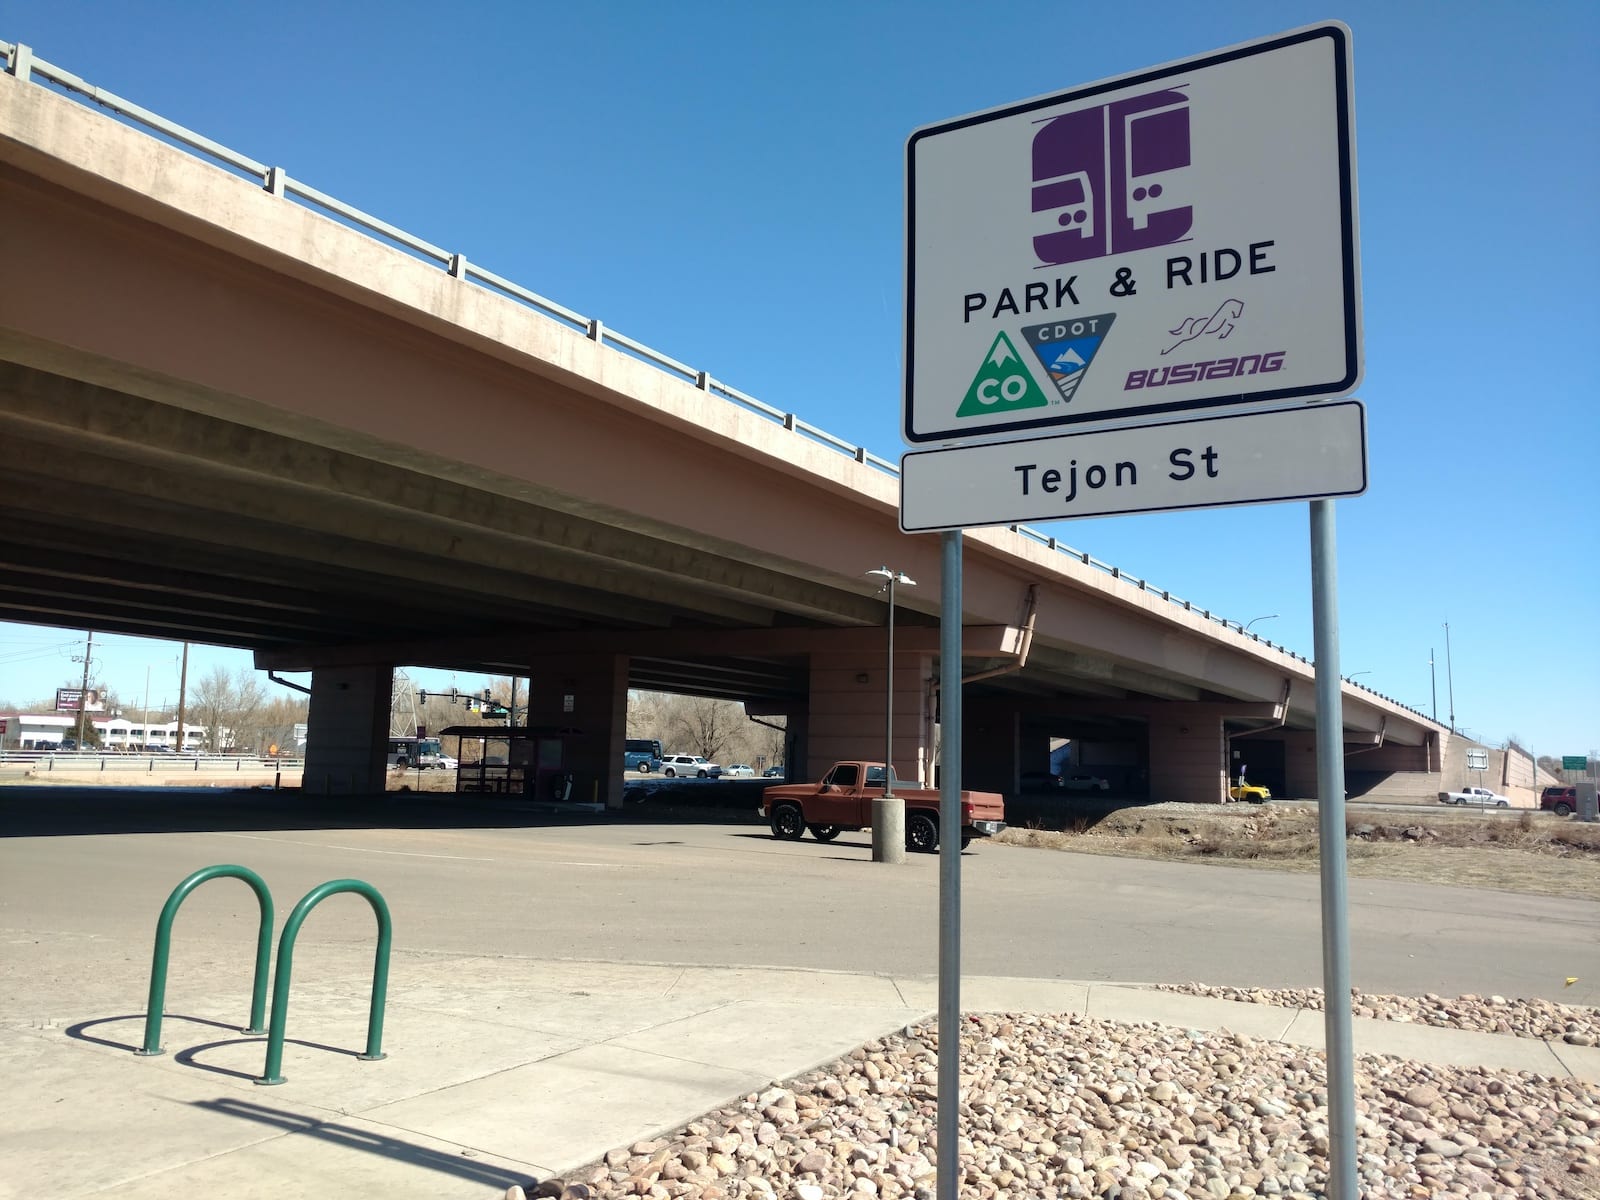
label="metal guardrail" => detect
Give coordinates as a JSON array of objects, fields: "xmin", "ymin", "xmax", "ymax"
[
  {"xmin": 0, "ymin": 750, "xmax": 305, "ymax": 771},
  {"xmin": 0, "ymin": 39, "xmax": 1432, "ymax": 727}
]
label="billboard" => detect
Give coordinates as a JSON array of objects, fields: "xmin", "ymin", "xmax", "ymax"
[{"xmin": 55, "ymin": 687, "xmax": 105, "ymax": 712}]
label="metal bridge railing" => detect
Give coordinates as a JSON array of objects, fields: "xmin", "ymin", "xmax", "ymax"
[{"xmin": 0, "ymin": 38, "xmax": 1432, "ymax": 726}]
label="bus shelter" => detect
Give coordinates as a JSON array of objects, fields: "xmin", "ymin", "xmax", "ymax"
[{"xmin": 439, "ymin": 725, "xmax": 586, "ymax": 803}]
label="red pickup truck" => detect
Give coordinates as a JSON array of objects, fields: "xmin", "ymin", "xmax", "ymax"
[{"xmin": 762, "ymin": 760, "xmax": 1006, "ymax": 853}]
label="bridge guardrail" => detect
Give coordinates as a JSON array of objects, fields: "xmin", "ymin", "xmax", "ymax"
[{"xmin": 0, "ymin": 39, "xmax": 1431, "ymax": 727}]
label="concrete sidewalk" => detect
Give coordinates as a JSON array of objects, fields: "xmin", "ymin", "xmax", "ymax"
[{"xmin": 4, "ymin": 953, "xmax": 1595, "ymax": 1200}]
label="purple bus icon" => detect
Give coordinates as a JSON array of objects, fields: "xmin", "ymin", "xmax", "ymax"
[{"xmin": 1032, "ymin": 88, "xmax": 1193, "ymax": 266}]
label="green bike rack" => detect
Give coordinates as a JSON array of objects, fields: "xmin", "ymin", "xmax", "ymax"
[
  {"xmin": 256, "ymin": 879, "xmax": 392, "ymax": 1085},
  {"xmin": 138, "ymin": 864, "xmax": 274, "ymax": 1056}
]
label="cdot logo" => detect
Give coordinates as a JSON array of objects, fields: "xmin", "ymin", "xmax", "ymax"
[
  {"xmin": 956, "ymin": 333, "xmax": 1050, "ymax": 418},
  {"xmin": 1021, "ymin": 312, "xmax": 1115, "ymax": 404}
]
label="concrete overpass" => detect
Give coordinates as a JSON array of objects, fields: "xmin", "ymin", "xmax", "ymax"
[{"xmin": 0, "ymin": 42, "xmax": 1449, "ymax": 806}]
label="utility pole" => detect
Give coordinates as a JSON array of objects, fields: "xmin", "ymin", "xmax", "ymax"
[
  {"xmin": 1429, "ymin": 648, "xmax": 1437, "ymax": 724},
  {"xmin": 76, "ymin": 630, "xmax": 94, "ymax": 745},
  {"xmin": 175, "ymin": 642, "xmax": 190, "ymax": 751}
]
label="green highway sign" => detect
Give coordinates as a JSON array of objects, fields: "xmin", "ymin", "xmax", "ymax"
[{"xmin": 1563, "ymin": 756, "xmax": 1588, "ymax": 771}]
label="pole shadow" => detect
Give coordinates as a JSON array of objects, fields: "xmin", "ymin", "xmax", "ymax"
[{"xmin": 190, "ymin": 1096, "xmax": 539, "ymax": 1192}]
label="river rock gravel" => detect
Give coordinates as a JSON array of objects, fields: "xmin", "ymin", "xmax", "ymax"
[
  {"xmin": 1154, "ymin": 983, "xmax": 1600, "ymax": 1046},
  {"xmin": 504, "ymin": 1010, "xmax": 1600, "ymax": 1200}
]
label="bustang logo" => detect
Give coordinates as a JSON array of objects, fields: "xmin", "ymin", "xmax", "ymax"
[{"xmin": 1124, "ymin": 350, "xmax": 1286, "ymax": 391}]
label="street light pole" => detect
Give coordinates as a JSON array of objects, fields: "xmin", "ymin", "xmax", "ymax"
[
  {"xmin": 866, "ymin": 566, "xmax": 915, "ymax": 864},
  {"xmin": 1443, "ymin": 622, "xmax": 1456, "ymax": 733}
]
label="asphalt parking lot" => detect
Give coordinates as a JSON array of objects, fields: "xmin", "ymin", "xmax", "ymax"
[{"xmin": 0, "ymin": 786, "xmax": 1591, "ymax": 1006}]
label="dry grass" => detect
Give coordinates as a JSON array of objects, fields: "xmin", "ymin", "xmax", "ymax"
[{"xmin": 995, "ymin": 806, "xmax": 1600, "ymax": 900}]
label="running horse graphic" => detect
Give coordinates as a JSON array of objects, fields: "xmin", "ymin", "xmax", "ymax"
[{"xmin": 1162, "ymin": 298, "xmax": 1244, "ymax": 355}]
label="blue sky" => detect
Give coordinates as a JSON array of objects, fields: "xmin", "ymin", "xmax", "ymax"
[{"xmin": 1, "ymin": 2, "xmax": 1595, "ymax": 759}]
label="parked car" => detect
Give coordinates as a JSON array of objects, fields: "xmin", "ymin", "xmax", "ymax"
[
  {"xmin": 58, "ymin": 738, "xmax": 79, "ymax": 751},
  {"xmin": 1439, "ymin": 786, "xmax": 1510, "ymax": 807},
  {"xmin": 762, "ymin": 765, "xmax": 786, "ymax": 778},
  {"xmin": 1229, "ymin": 781, "xmax": 1272, "ymax": 802},
  {"xmin": 723, "ymin": 763, "xmax": 755, "ymax": 778},
  {"xmin": 661, "ymin": 754, "xmax": 722, "ymax": 779},
  {"xmin": 1063, "ymin": 774, "xmax": 1111, "ymax": 792},
  {"xmin": 1542, "ymin": 786, "xmax": 1577, "ymax": 817}
]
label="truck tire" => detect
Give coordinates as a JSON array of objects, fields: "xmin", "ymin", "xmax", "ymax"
[
  {"xmin": 771, "ymin": 802, "xmax": 806, "ymax": 840},
  {"xmin": 1556, "ymin": 802, "xmax": 1573, "ymax": 817},
  {"xmin": 808, "ymin": 823, "xmax": 840, "ymax": 842},
  {"xmin": 906, "ymin": 812, "xmax": 939, "ymax": 854}
]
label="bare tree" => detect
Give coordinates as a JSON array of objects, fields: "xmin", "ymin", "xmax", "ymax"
[
  {"xmin": 236, "ymin": 694, "xmax": 310, "ymax": 755},
  {"xmin": 189, "ymin": 666, "xmax": 234, "ymax": 751},
  {"xmin": 186, "ymin": 666, "xmax": 271, "ymax": 751},
  {"xmin": 664, "ymin": 696, "xmax": 746, "ymax": 762}
]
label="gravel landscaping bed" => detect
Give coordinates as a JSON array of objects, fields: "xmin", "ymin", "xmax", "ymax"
[
  {"xmin": 1154, "ymin": 984, "xmax": 1600, "ymax": 1046},
  {"xmin": 505, "ymin": 1010, "xmax": 1600, "ymax": 1200}
]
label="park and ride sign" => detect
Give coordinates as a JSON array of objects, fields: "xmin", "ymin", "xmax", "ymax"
[{"xmin": 903, "ymin": 23, "xmax": 1361, "ymax": 453}]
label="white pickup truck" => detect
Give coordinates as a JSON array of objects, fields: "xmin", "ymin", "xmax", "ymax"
[{"xmin": 1439, "ymin": 786, "xmax": 1510, "ymax": 807}]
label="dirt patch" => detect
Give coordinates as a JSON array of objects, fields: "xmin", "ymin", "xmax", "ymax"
[{"xmin": 995, "ymin": 805, "xmax": 1600, "ymax": 900}]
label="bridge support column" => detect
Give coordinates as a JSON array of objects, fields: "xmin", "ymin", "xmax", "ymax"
[
  {"xmin": 1148, "ymin": 711, "xmax": 1228, "ymax": 804},
  {"xmin": 525, "ymin": 654, "xmax": 628, "ymax": 809},
  {"xmin": 302, "ymin": 665, "xmax": 392, "ymax": 795},
  {"xmin": 807, "ymin": 651, "xmax": 933, "ymax": 786}
]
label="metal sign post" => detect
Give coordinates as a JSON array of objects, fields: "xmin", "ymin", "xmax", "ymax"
[
  {"xmin": 1310, "ymin": 499, "xmax": 1357, "ymax": 1200},
  {"xmin": 937, "ymin": 530, "xmax": 963, "ymax": 1200}
]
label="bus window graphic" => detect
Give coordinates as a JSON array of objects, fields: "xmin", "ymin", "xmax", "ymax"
[{"xmin": 1033, "ymin": 88, "xmax": 1193, "ymax": 266}]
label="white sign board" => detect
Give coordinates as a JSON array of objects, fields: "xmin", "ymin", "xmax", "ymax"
[
  {"xmin": 1466, "ymin": 750, "xmax": 1489, "ymax": 771},
  {"xmin": 901, "ymin": 400, "xmax": 1365, "ymax": 532},
  {"xmin": 905, "ymin": 23, "xmax": 1360, "ymax": 446}
]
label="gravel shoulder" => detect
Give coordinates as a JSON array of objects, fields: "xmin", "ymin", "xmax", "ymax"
[{"xmin": 995, "ymin": 804, "xmax": 1600, "ymax": 901}]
